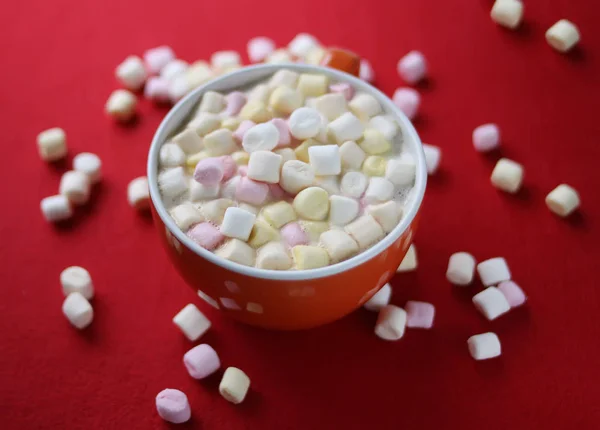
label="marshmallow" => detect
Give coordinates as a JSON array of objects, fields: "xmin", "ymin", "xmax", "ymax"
[
  {"xmin": 59, "ymin": 171, "xmax": 90, "ymax": 205},
  {"xmin": 144, "ymin": 46, "xmax": 175, "ymax": 74},
  {"xmin": 173, "ymin": 303, "xmax": 211, "ymax": 341},
  {"xmin": 339, "ymin": 141, "xmax": 366, "ymax": 170},
  {"xmin": 193, "ymin": 157, "xmax": 224, "ymax": 185},
  {"xmin": 473, "ymin": 124, "xmax": 500, "ymax": 152},
  {"xmin": 170, "ymin": 203, "xmax": 204, "ymax": 230},
  {"xmin": 155, "ymin": 389, "xmax": 191, "ymax": 424},
  {"xmin": 477, "ymin": 257, "xmax": 511, "ymax": 286},
  {"xmin": 297, "ymin": 73, "xmax": 329, "ymax": 97},
  {"xmin": 305, "ymin": 46, "xmax": 327, "ymax": 65},
  {"xmin": 247, "ymin": 151, "xmax": 282, "ymax": 183},
  {"xmin": 405, "ymin": 301, "xmax": 435, "ymax": 329},
  {"xmin": 375, "ymin": 305, "xmax": 407, "ymax": 341},
  {"xmin": 220, "ymin": 207, "xmax": 256, "ymax": 241},
  {"xmin": 186, "ymin": 151, "xmax": 210, "ymax": 171},
  {"xmin": 62, "ymin": 292, "xmax": 93, "ymax": 329},
  {"xmin": 329, "ymin": 195, "xmax": 359, "ymax": 226},
  {"xmin": 446, "ymin": 252, "xmax": 477, "ymax": 286},
  {"xmin": 340, "ymin": 171, "xmax": 368, "ymax": 198},
  {"xmin": 127, "ymin": 177, "xmax": 149, "ymax": 211},
  {"xmin": 280, "ymin": 222, "xmax": 309, "ymax": 247},
  {"xmin": 288, "ymin": 33, "xmax": 320, "ymax": 57},
  {"xmin": 211, "ymin": 50, "xmax": 241, "ymax": 71},
  {"xmin": 60, "ymin": 266, "xmax": 94, "ymax": 299},
  {"xmin": 367, "ymin": 200, "xmax": 402, "ymax": 233},
  {"xmin": 256, "ymin": 242, "xmax": 292, "ymax": 270},
  {"xmin": 299, "ymin": 220, "xmax": 329, "ymax": 242},
  {"xmin": 359, "ymin": 59, "xmax": 375, "ymax": 82},
  {"xmin": 267, "ymin": 49, "xmax": 293, "ymax": 63},
  {"xmin": 232, "ymin": 151, "xmax": 250, "ymax": 166},
  {"xmin": 233, "ymin": 120, "xmax": 256, "ymax": 142},
  {"xmin": 270, "ymin": 118, "xmax": 291, "ymax": 147},
  {"xmin": 368, "ymin": 115, "xmax": 400, "ymax": 141},
  {"xmin": 187, "ymin": 222, "xmax": 224, "ymax": 250},
  {"xmin": 41, "ymin": 195, "xmax": 72, "ymax": 222},
  {"xmin": 468, "ymin": 332, "xmax": 501, "ymax": 360},
  {"xmin": 221, "ymin": 176, "xmax": 241, "ymax": 199},
  {"xmin": 168, "ymin": 75, "xmax": 190, "ymax": 103},
  {"xmin": 235, "ymin": 177, "xmax": 269, "ymax": 205},
  {"xmin": 161, "ymin": 59, "xmax": 188, "ymax": 81},
  {"xmin": 397, "ymin": 51, "xmax": 427, "ymax": 84},
  {"xmin": 159, "ymin": 168, "xmax": 188, "ymax": 200},
  {"xmin": 269, "ymin": 86, "xmax": 303, "ymax": 114},
  {"xmin": 115, "ymin": 55, "xmax": 147, "ymax": 90},
  {"xmin": 262, "ymin": 201, "xmax": 296, "ymax": 228},
  {"xmin": 349, "ymin": 93, "xmax": 382, "ymax": 120},
  {"xmin": 188, "ymin": 113, "xmax": 221, "ymax": 136},
  {"xmin": 37, "ymin": 127, "xmax": 67, "ymax": 162},
  {"xmin": 105, "ymin": 89, "xmax": 137, "ymax": 121},
  {"xmin": 289, "ymin": 107, "xmax": 322, "ymax": 140},
  {"xmin": 144, "ymin": 76, "xmax": 170, "ymax": 102},
  {"xmin": 345, "ymin": 215, "xmax": 384, "ymax": 249},
  {"xmin": 269, "ymin": 69, "xmax": 299, "ymax": 88},
  {"xmin": 186, "ymin": 61, "xmax": 214, "ymax": 89},
  {"xmin": 184, "ymin": 344, "xmax": 221, "ymax": 379},
  {"xmin": 247, "ymin": 84, "xmax": 272, "ymax": 103},
  {"xmin": 546, "ymin": 184, "xmax": 580, "ymax": 217},
  {"xmin": 397, "ymin": 244, "xmax": 417, "ymax": 272},
  {"xmin": 280, "ymin": 160, "xmax": 315, "ymax": 194},
  {"xmin": 160, "ymin": 143, "xmax": 186, "ymax": 167},
  {"xmin": 314, "ymin": 93, "xmax": 348, "ymax": 121},
  {"xmin": 491, "ymin": 158, "xmax": 524, "ymax": 193},
  {"xmin": 308, "ymin": 145, "xmax": 341, "ymax": 176},
  {"xmin": 546, "ymin": 19, "xmax": 580, "ymax": 53},
  {"xmin": 223, "ymin": 91, "xmax": 247, "ymax": 117},
  {"xmin": 423, "ymin": 144, "xmax": 441, "ymax": 175},
  {"xmin": 220, "ymin": 367, "xmax": 251, "ymax": 404},
  {"xmin": 292, "ymin": 245, "xmax": 330, "ymax": 269},
  {"xmin": 328, "ymin": 112, "xmax": 365, "ymax": 144},
  {"xmin": 199, "ymin": 91, "xmax": 226, "ymax": 114},
  {"xmin": 294, "ymin": 138, "xmax": 320, "ymax": 163},
  {"xmin": 248, "ymin": 37, "xmax": 276, "ymax": 62},
  {"xmin": 491, "ymin": 0, "xmax": 524, "ymax": 29},
  {"xmin": 362, "ymin": 155, "xmax": 387, "ymax": 176},
  {"xmin": 242, "ymin": 122, "xmax": 280, "ymax": 153},
  {"xmin": 201, "ymin": 198, "xmax": 235, "ymax": 223},
  {"xmin": 172, "ymin": 129, "xmax": 203, "ymax": 154},
  {"xmin": 293, "ymin": 187, "xmax": 330, "ymax": 220},
  {"xmin": 314, "ymin": 176, "xmax": 340, "ymax": 195},
  {"xmin": 392, "ymin": 88, "xmax": 420, "ymax": 119},
  {"xmin": 359, "ymin": 129, "xmax": 392, "ymax": 155},
  {"xmin": 472, "ymin": 287, "xmax": 511, "ymax": 320},
  {"xmin": 268, "ymin": 184, "xmax": 286, "ymax": 200},
  {"xmin": 320, "ymin": 229, "xmax": 359, "ymax": 262},
  {"xmin": 248, "ymin": 219, "xmax": 280, "ymax": 248},
  {"xmin": 364, "ymin": 177, "xmax": 395, "ymax": 204},
  {"xmin": 497, "ymin": 281, "xmax": 527, "ymax": 308},
  {"xmin": 329, "ymin": 82, "xmax": 355, "ymax": 101},
  {"xmin": 385, "ymin": 154, "xmax": 416, "ymax": 187},
  {"xmin": 240, "ymin": 100, "xmax": 272, "ymax": 123},
  {"xmin": 364, "ymin": 283, "xmax": 391, "ymax": 311},
  {"xmin": 221, "ymin": 117, "xmax": 242, "ymax": 131},
  {"xmin": 72, "ymin": 153, "xmax": 102, "ymax": 185},
  {"xmin": 203, "ymin": 129, "xmax": 237, "ymax": 156}
]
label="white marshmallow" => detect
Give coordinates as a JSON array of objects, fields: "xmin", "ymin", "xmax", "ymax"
[
  {"xmin": 168, "ymin": 74, "xmax": 190, "ymax": 103},
  {"xmin": 187, "ymin": 113, "xmax": 221, "ymax": 137},
  {"xmin": 367, "ymin": 200, "xmax": 402, "ymax": 233},
  {"xmin": 364, "ymin": 177, "xmax": 395, "ymax": 204},
  {"xmin": 266, "ymin": 49, "xmax": 293, "ymax": 64},
  {"xmin": 349, "ymin": 92, "xmax": 382, "ymax": 119},
  {"xmin": 397, "ymin": 244, "xmax": 417, "ymax": 272},
  {"xmin": 477, "ymin": 257, "xmax": 511, "ymax": 286},
  {"xmin": 274, "ymin": 147, "xmax": 297, "ymax": 163},
  {"xmin": 314, "ymin": 93, "xmax": 348, "ymax": 121},
  {"xmin": 172, "ymin": 129, "xmax": 204, "ymax": 154},
  {"xmin": 203, "ymin": 129, "xmax": 237, "ymax": 156},
  {"xmin": 327, "ymin": 112, "xmax": 365, "ymax": 144},
  {"xmin": 170, "ymin": 203, "xmax": 204, "ymax": 230},
  {"xmin": 288, "ymin": 33, "xmax": 320, "ymax": 57},
  {"xmin": 242, "ymin": 123, "xmax": 280, "ymax": 153},
  {"xmin": 385, "ymin": 154, "xmax": 416, "ymax": 186},
  {"xmin": 59, "ymin": 171, "xmax": 90, "ymax": 205},
  {"xmin": 256, "ymin": 242, "xmax": 292, "ymax": 270},
  {"xmin": 269, "ymin": 69, "xmax": 299, "ymax": 88},
  {"xmin": 127, "ymin": 177, "xmax": 150, "ymax": 210},
  {"xmin": 491, "ymin": 158, "xmax": 524, "ymax": 193},
  {"xmin": 491, "ymin": 0, "xmax": 524, "ymax": 29},
  {"xmin": 339, "ymin": 141, "xmax": 366, "ymax": 170},
  {"xmin": 247, "ymin": 151, "xmax": 283, "ymax": 183},
  {"xmin": 199, "ymin": 91, "xmax": 226, "ymax": 114},
  {"xmin": 189, "ymin": 181, "xmax": 220, "ymax": 201},
  {"xmin": 219, "ymin": 367, "xmax": 251, "ymax": 404},
  {"xmin": 308, "ymin": 145, "xmax": 341, "ymax": 176},
  {"xmin": 297, "ymin": 73, "xmax": 328, "ymax": 97},
  {"xmin": 115, "ymin": 55, "xmax": 147, "ymax": 90},
  {"xmin": 37, "ymin": 127, "xmax": 67, "ymax": 162},
  {"xmin": 158, "ymin": 167, "xmax": 188, "ymax": 199},
  {"xmin": 220, "ymin": 207, "xmax": 256, "ymax": 241},
  {"xmin": 61, "ymin": 266, "xmax": 94, "ymax": 299},
  {"xmin": 105, "ymin": 89, "xmax": 137, "ymax": 121},
  {"xmin": 144, "ymin": 46, "xmax": 175, "ymax": 74},
  {"xmin": 329, "ymin": 195, "xmax": 359, "ymax": 226},
  {"xmin": 216, "ymin": 239, "xmax": 256, "ymax": 266},
  {"xmin": 269, "ymin": 86, "xmax": 303, "ymax": 114},
  {"xmin": 340, "ymin": 171, "xmax": 368, "ymax": 198},
  {"xmin": 161, "ymin": 59, "xmax": 188, "ymax": 81},
  {"xmin": 345, "ymin": 215, "xmax": 385, "ymax": 249},
  {"xmin": 247, "ymin": 37, "xmax": 276, "ymax": 63},
  {"xmin": 546, "ymin": 184, "xmax": 580, "ymax": 217},
  {"xmin": 62, "ymin": 292, "xmax": 94, "ymax": 329},
  {"xmin": 546, "ymin": 20, "xmax": 580, "ymax": 53},
  {"xmin": 186, "ymin": 61, "xmax": 215, "ymax": 89},
  {"xmin": 211, "ymin": 51, "xmax": 241, "ymax": 71},
  {"xmin": 280, "ymin": 160, "xmax": 315, "ymax": 194},
  {"xmin": 368, "ymin": 115, "xmax": 400, "ymax": 141},
  {"xmin": 201, "ymin": 198, "xmax": 235, "ymax": 223},
  {"xmin": 173, "ymin": 303, "xmax": 211, "ymax": 341},
  {"xmin": 446, "ymin": 252, "xmax": 477, "ymax": 286},
  {"xmin": 289, "ymin": 107, "xmax": 322, "ymax": 140},
  {"xmin": 423, "ymin": 144, "xmax": 441, "ymax": 175},
  {"xmin": 160, "ymin": 143, "xmax": 186, "ymax": 167},
  {"xmin": 468, "ymin": 332, "xmax": 501, "ymax": 360},
  {"xmin": 73, "ymin": 153, "xmax": 102, "ymax": 184},
  {"xmin": 363, "ymin": 283, "xmax": 392, "ymax": 311},
  {"xmin": 305, "ymin": 46, "xmax": 327, "ymax": 65},
  {"xmin": 320, "ymin": 229, "xmax": 359, "ymax": 262},
  {"xmin": 41, "ymin": 195, "xmax": 72, "ymax": 222},
  {"xmin": 314, "ymin": 176, "xmax": 340, "ymax": 195},
  {"xmin": 221, "ymin": 177, "xmax": 241, "ymax": 200},
  {"xmin": 359, "ymin": 58, "xmax": 375, "ymax": 82},
  {"xmin": 472, "ymin": 287, "xmax": 511, "ymax": 320},
  {"xmin": 375, "ymin": 305, "xmax": 407, "ymax": 341}
]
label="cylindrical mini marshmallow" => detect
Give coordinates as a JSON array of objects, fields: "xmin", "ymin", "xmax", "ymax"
[
  {"xmin": 446, "ymin": 252, "xmax": 476, "ymax": 286},
  {"xmin": 243, "ymin": 122, "xmax": 280, "ymax": 153},
  {"xmin": 340, "ymin": 171, "xmax": 368, "ymax": 199},
  {"xmin": 194, "ymin": 157, "xmax": 224, "ymax": 185},
  {"xmin": 366, "ymin": 200, "xmax": 402, "ymax": 233},
  {"xmin": 269, "ymin": 86, "xmax": 303, "ymax": 114},
  {"xmin": 473, "ymin": 124, "xmax": 500, "ymax": 152},
  {"xmin": 60, "ymin": 171, "xmax": 91, "ymax": 205},
  {"xmin": 256, "ymin": 242, "xmax": 293, "ymax": 270},
  {"xmin": 280, "ymin": 160, "xmax": 315, "ymax": 195},
  {"xmin": 546, "ymin": 19, "xmax": 580, "ymax": 53},
  {"xmin": 189, "ymin": 113, "xmax": 221, "ymax": 137},
  {"xmin": 349, "ymin": 93, "xmax": 382, "ymax": 119},
  {"xmin": 397, "ymin": 51, "xmax": 427, "ymax": 84},
  {"xmin": 363, "ymin": 283, "xmax": 391, "ymax": 312},
  {"xmin": 375, "ymin": 305, "xmax": 407, "ymax": 341},
  {"xmin": 73, "ymin": 153, "xmax": 102, "ymax": 184},
  {"xmin": 144, "ymin": 46, "xmax": 175, "ymax": 74},
  {"xmin": 199, "ymin": 91, "xmax": 226, "ymax": 114},
  {"xmin": 168, "ymin": 75, "xmax": 190, "ymax": 103},
  {"xmin": 545, "ymin": 184, "xmax": 580, "ymax": 217},
  {"xmin": 327, "ymin": 112, "xmax": 365, "ymax": 144},
  {"xmin": 288, "ymin": 33, "xmax": 320, "ymax": 57},
  {"xmin": 359, "ymin": 59, "xmax": 374, "ymax": 82},
  {"xmin": 127, "ymin": 177, "xmax": 149, "ymax": 211},
  {"xmin": 385, "ymin": 154, "xmax": 416, "ymax": 187},
  {"xmin": 262, "ymin": 201, "xmax": 296, "ymax": 228},
  {"xmin": 468, "ymin": 332, "xmax": 501, "ymax": 360},
  {"xmin": 472, "ymin": 287, "xmax": 511, "ymax": 320},
  {"xmin": 314, "ymin": 93, "xmax": 348, "ymax": 121},
  {"xmin": 233, "ymin": 120, "xmax": 256, "ymax": 142},
  {"xmin": 183, "ymin": 344, "xmax": 221, "ymax": 379},
  {"xmin": 289, "ymin": 107, "xmax": 321, "ymax": 140},
  {"xmin": 236, "ymin": 177, "xmax": 269, "ymax": 205},
  {"xmin": 369, "ymin": 115, "xmax": 400, "ymax": 141},
  {"xmin": 362, "ymin": 155, "xmax": 388, "ymax": 177},
  {"xmin": 247, "ymin": 151, "xmax": 283, "ymax": 183},
  {"xmin": 423, "ymin": 144, "xmax": 441, "ymax": 175},
  {"xmin": 329, "ymin": 195, "xmax": 359, "ymax": 226},
  {"xmin": 293, "ymin": 187, "xmax": 330, "ymax": 221},
  {"xmin": 491, "ymin": 158, "xmax": 524, "ymax": 193},
  {"xmin": 220, "ymin": 367, "xmax": 251, "ymax": 404},
  {"xmin": 477, "ymin": 257, "xmax": 511, "ymax": 286},
  {"xmin": 393, "ymin": 88, "xmax": 420, "ymax": 119},
  {"xmin": 329, "ymin": 82, "xmax": 355, "ymax": 101},
  {"xmin": 170, "ymin": 203, "xmax": 204, "ymax": 230},
  {"xmin": 62, "ymin": 292, "xmax": 93, "ymax": 329},
  {"xmin": 211, "ymin": 50, "xmax": 241, "ymax": 71},
  {"xmin": 173, "ymin": 304, "xmax": 211, "ymax": 341},
  {"xmin": 405, "ymin": 301, "xmax": 435, "ymax": 329},
  {"xmin": 248, "ymin": 37, "xmax": 276, "ymax": 63},
  {"xmin": 224, "ymin": 91, "xmax": 247, "ymax": 117},
  {"xmin": 160, "ymin": 143, "xmax": 186, "ymax": 168},
  {"xmin": 345, "ymin": 215, "xmax": 384, "ymax": 249},
  {"xmin": 270, "ymin": 118, "xmax": 291, "ymax": 147},
  {"xmin": 364, "ymin": 177, "xmax": 395, "ymax": 204},
  {"xmin": 161, "ymin": 59, "xmax": 188, "ymax": 81},
  {"xmin": 105, "ymin": 89, "xmax": 137, "ymax": 121},
  {"xmin": 308, "ymin": 145, "xmax": 341, "ymax": 176},
  {"xmin": 155, "ymin": 389, "xmax": 191, "ymax": 424},
  {"xmin": 61, "ymin": 266, "xmax": 94, "ymax": 299},
  {"xmin": 144, "ymin": 76, "xmax": 170, "ymax": 102},
  {"xmin": 280, "ymin": 222, "xmax": 309, "ymax": 248},
  {"xmin": 220, "ymin": 207, "xmax": 256, "ymax": 241},
  {"xmin": 497, "ymin": 280, "xmax": 527, "ymax": 308},
  {"xmin": 41, "ymin": 195, "xmax": 72, "ymax": 222},
  {"xmin": 187, "ymin": 222, "xmax": 224, "ymax": 250},
  {"xmin": 37, "ymin": 127, "xmax": 67, "ymax": 162},
  {"xmin": 115, "ymin": 55, "xmax": 147, "ymax": 91},
  {"xmin": 491, "ymin": 0, "xmax": 524, "ymax": 30}
]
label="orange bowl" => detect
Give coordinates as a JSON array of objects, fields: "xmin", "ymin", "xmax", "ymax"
[{"xmin": 147, "ymin": 64, "xmax": 427, "ymax": 330}]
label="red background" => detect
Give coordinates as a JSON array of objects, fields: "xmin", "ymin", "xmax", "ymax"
[{"xmin": 2, "ymin": 0, "xmax": 600, "ymax": 428}]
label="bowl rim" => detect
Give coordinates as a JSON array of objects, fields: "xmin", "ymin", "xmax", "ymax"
[{"xmin": 147, "ymin": 63, "xmax": 427, "ymax": 281}]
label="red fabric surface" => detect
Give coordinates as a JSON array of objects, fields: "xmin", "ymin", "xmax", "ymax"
[{"xmin": 2, "ymin": 0, "xmax": 600, "ymax": 428}]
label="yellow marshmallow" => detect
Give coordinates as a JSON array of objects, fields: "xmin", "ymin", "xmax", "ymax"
[
  {"xmin": 297, "ymin": 73, "xmax": 329, "ymax": 97},
  {"xmin": 269, "ymin": 86, "xmax": 303, "ymax": 115},
  {"xmin": 359, "ymin": 129, "xmax": 392, "ymax": 155},
  {"xmin": 294, "ymin": 138, "xmax": 320, "ymax": 163},
  {"xmin": 240, "ymin": 100, "xmax": 272, "ymax": 123},
  {"xmin": 221, "ymin": 117, "xmax": 242, "ymax": 131},
  {"xmin": 261, "ymin": 201, "xmax": 297, "ymax": 228},
  {"xmin": 299, "ymin": 220, "xmax": 329, "ymax": 243},
  {"xmin": 186, "ymin": 151, "xmax": 210, "ymax": 172},
  {"xmin": 248, "ymin": 219, "xmax": 280, "ymax": 248},
  {"xmin": 292, "ymin": 245, "xmax": 330, "ymax": 270},
  {"xmin": 231, "ymin": 151, "xmax": 250, "ymax": 165},
  {"xmin": 293, "ymin": 187, "xmax": 330, "ymax": 220},
  {"xmin": 362, "ymin": 155, "xmax": 387, "ymax": 176},
  {"xmin": 203, "ymin": 129, "xmax": 237, "ymax": 156}
]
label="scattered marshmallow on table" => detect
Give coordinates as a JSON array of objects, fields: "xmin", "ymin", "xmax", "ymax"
[
  {"xmin": 143, "ymin": 78, "xmax": 169, "ymax": 103},
  {"xmin": 364, "ymin": 177, "xmax": 395, "ymax": 204},
  {"xmin": 187, "ymin": 222, "xmax": 224, "ymax": 250},
  {"xmin": 247, "ymin": 151, "xmax": 282, "ymax": 183},
  {"xmin": 60, "ymin": 266, "xmax": 94, "ymax": 299},
  {"xmin": 289, "ymin": 107, "xmax": 322, "ymax": 140},
  {"xmin": 446, "ymin": 252, "xmax": 477, "ymax": 286},
  {"xmin": 115, "ymin": 55, "xmax": 147, "ymax": 90},
  {"xmin": 183, "ymin": 344, "xmax": 221, "ymax": 379},
  {"xmin": 359, "ymin": 129, "xmax": 392, "ymax": 155},
  {"xmin": 159, "ymin": 143, "xmax": 186, "ymax": 168},
  {"xmin": 393, "ymin": 88, "xmax": 420, "ymax": 120},
  {"xmin": 127, "ymin": 177, "xmax": 150, "ymax": 211},
  {"xmin": 269, "ymin": 86, "xmax": 303, "ymax": 115},
  {"xmin": 155, "ymin": 389, "xmax": 191, "ymax": 424},
  {"xmin": 545, "ymin": 184, "xmax": 580, "ymax": 217},
  {"xmin": 220, "ymin": 207, "xmax": 256, "ymax": 241},
  {"xmin": 339, "ymin": 140, "xmax": 366, "ymax": 170},
  {"xmin": 203, "ymin": 129, "xmax": 237, "ymax": 156},
  {"xmin": 367, "ymin": 200, "xmax": 402, "ymax": 233},
  {"xmin": 405, "ymin": 301, "xmax": 435, "ymax": 329},
  {"xmin": 349, "ymin": 93, "xmax": 382, "ymax": 120},
  {"xmin": 170, "ymin": 203, "xmax": 204, "ymax": 230},
  {"xmin": 211, "ymin": 50, "xmax": 241, "ymax": 72},
  {"xmin": 546, "ymin": 20, "xmax": 580, "ymax": 53},
  {"xmin": 498, "ymin": 280, "xmax": 527, "ymax": 308},
  {"xmin": 105, "ymin": 89, "xmax": 137, "ymax": 121},
  {"xmin": 397, "ymin": 51, "xmax": 427, "ymax": 84},
  {"xmin": 62, "ymin": 292, "xmax": 93, "ymax": 329},
  {"xmin": 161, "ymin": 59, "xmax": 188, "ymax": 81},
  {"xmin": 60, "ymin": 171, "xmax": 91, "ymax": 205},
  {"xmin": 345, "ymin": 215, "xmax": 384, "ymax": 249},
  {"xmin": 468, "ymin": 332, "xmax": 501, "ymax": 360},
  {"xmin": 37, "ymin": 127, "xmax": 67, "ymax": 162},
  {"xmin": 262, "ymin": 201, "xmax": 296, "ymax": 228},
  {"xmin": 369, "ymin": 115, "xmax": 399, "ymax": 141},
  {"xmin": 308, "ymin": 145, "xmax": 341, "ymax": 176},
  {"xmin": 397, "ymin": 244, "xmax": 417, "ymax": 272},
  {"xmin": 363, "ymin": 283, "xmax": 391, "ymax": 312},
  {"xmin": 491, "ymin": 158, "xmax": 524, "ymax": 193},
  {"xmin": 329, "ymin": 195, "xmax": 359, "ymax": 226},
  {"xmin": 490, "ymin": 0, "xmax": 524, "ymax": 30},
  {"xmin": 243, "ymin": 122, "xmax": 280, "ymax": 153},
  {"xmin": 472, "ymin": 287, "xmax": 511, "ymax": 320},
  {"xmin": 73, "ymin": 152, "xmax": 102, "ymax": 184},
  {"xmin": 220, "ymin": 367, "xmax": 251, "ymax": 405},
  {"xmin": 173, "ymin": 304, "xmax": 211, "ymax": 341},
  {"xmin": 288, "ymin": 33, "xmax": 320, "ymax": 58},
  {"xmin": 280, "ymin": 160, "xmax": 315, "ymax": 194},
  {"xmin": 297, "ymin": 73, "xmax": 329, "ymax": 97},
  {"xmin": 41, "ymin": 195, "xmax": 72, "ymax": 222},
  {"xmin": 248, "ymin": 37, "xmax": 276, "ymax": 63},
  {"xmin": 256, "ymin": 242, "xmax": 293, "ymax": 270},
  {"xmin": 340, "ymin": 170, "xmax": 368, "ymax": 200},
  {"xmin": 320, "ymin": 229, "xmax": 359, "ymax": 262},
  {"xmin": 473, "ymin": 124, "xmax": 500, "ymax": 152},
  {"xmin": 385, "ymin": 154, "xmax": 416, "ymax": 187},
  {"xmin": 375, "ymin": 305, "xmax": 407, "ymax": 341},
  {"xmin": 359, "ymin": 58, "xmax": 374, "ymax": 82},
  {"xmin": 235, "ymin": 177, "xmax": 269, "ymax": 206},
  {"xmin": 477, "ymin": 257, "xmax": 511, "ymax": 286},
  {"xmin": 216, "ymin": 239, "xmax": 256, "ymax": 266},
  {"xmin": 293, "ymin": 187, "xmax": 330, "ymax": 221},
  {"xmin": 280, "ymin": 222, "xmax": 308, "ymax": 247},
  {"xmin": 144, "ymin": 46, "xmax": 175, "ymax": 74},
  {"xmin": 168, "ymin": 75, "xmax": 191, "ymax": 103},
  {"xmin": 423, "ymin": 144, "xmax": 441, "ymax": 175}
]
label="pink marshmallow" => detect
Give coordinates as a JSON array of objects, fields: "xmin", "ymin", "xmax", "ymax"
[
  {"xmin": 187, "ymin": 222, "xmax": 224, "ymax": 250},
  {"xmin": 219, "ymin": 155, "xmax": 238, "ymax": 181},
  {"xmin": 405, "ymin": 301, "xmax": 435, "ymax": 329},
  {"xmin": 268, "ymin": 183, "xmax": 287, "ymax": 200},
  {"xmin": 473, "ymin": 123, "xmax": 500, "ymax": 152},
  {"xmin": 155, "ymin": 389, "xmax": 191, "ymax": 424},
  {"xmin": 359, "ymin": 59, "xmax": 374, "ymax": 83},
  {"xmin": 497, "ymin": 281, "xmax": 526, "ymax": 308},
  {"xmin": 144, "ymin": 46, "xmax": 175, "ymax": 75},
  {"xmin": 393, "ymin": 87, "xmax": 420, "ymax": 120},
  {"xmin": 247, "ymin": 37, "xmax": 276, "ymax": 63},
  {"xmin": 233, "ymin": 120, "xmax": 256, "ymax": 143},
  {"xmin": 281, "ymin": 222, "xmax": 309, "ymax": 247},
  {"xmin": 238, "ymin": 166, "xmax": 248, "ymax": 176},
  {"xmin": 270, "ymin": 118, "xmax": 291, "ymax": 147},
  {"xmin": 183, "ymin": 344, "xmax": 221, "ymax": 379},
  {"xmin": 194, "ymin": 157, "xmax": 224, "ymax": 185},
  {"xmin": 224, "ymin": 91, "xmax": 247, "ymax": 117},
  {"xmin": 397, "ymin": 51, "xmax": 427, "ymax": 84},
  {"xmin": 329, "ymin": 82, "xmax": 355, "ymax": 101},
  {"xmin": 235, "ymin": 177, "xmax": 269, "ymax": 205},
  {"xmin": 144, "ymin": 76, "xmax": 170, "ymax": 102}
]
